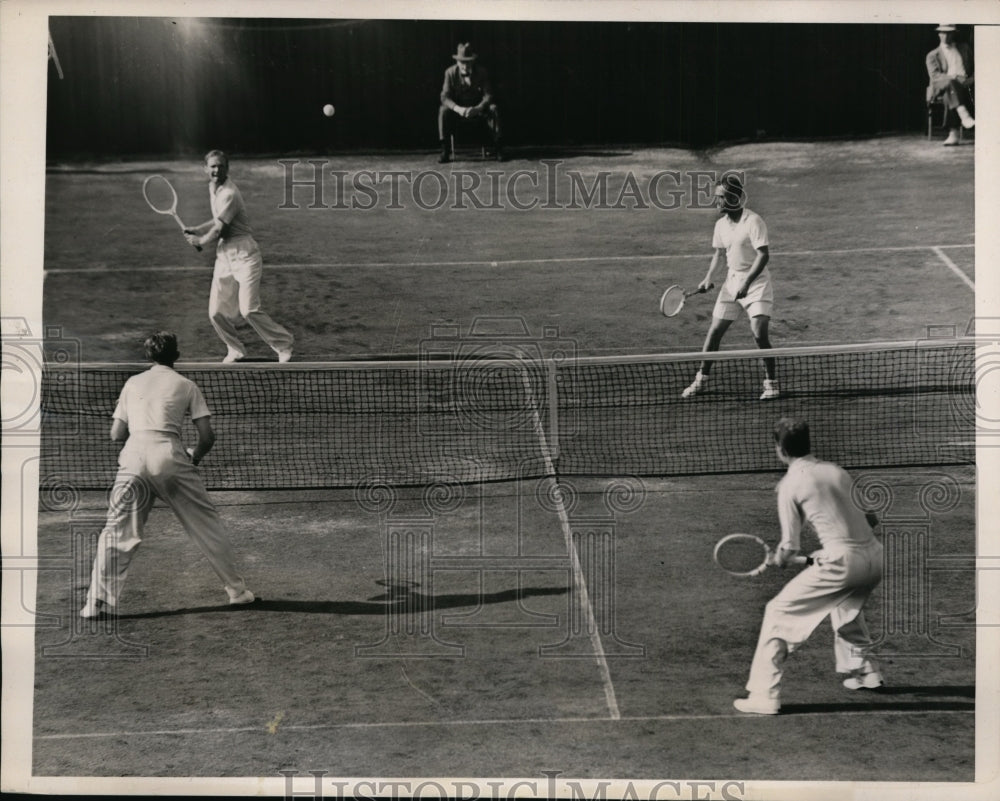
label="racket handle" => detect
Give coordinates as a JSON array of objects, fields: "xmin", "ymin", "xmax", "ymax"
[{"xmin": 789, "ymin": 554, "xmax": 812, "ymax": 565}]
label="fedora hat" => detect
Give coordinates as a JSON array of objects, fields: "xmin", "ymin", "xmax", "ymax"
[
  {"xmin": 935, "ymin": 24, "xmax": 957, "ymax": 32},
  {"xmin": 453, "ymin": 42, "xmax": 478, "ymax": 61}
]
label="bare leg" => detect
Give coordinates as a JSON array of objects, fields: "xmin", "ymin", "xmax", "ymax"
[
  {"xmin": 750, "ymin": 314, "xmax": 776, "ymax": 380},
  {"xmin": 698, "ymin": 317, "xmax": 734, "ymax": 375}
]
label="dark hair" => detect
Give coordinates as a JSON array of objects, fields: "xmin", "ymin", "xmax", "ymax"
[
  {"xmin": 144, "ymin": 331, "xmax": 180, "ymax": 366},
  {"xmin": 204, "ymin": 149, "xmax": 229, "ymax": 166},
  {"xmin": 774, "ymin": 417, "xmax": 811, "ymax": 457},
  {"xmin": 716, "ymin": 172, "xmax": 745, "ymax": 208}
]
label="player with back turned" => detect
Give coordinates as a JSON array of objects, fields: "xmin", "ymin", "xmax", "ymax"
[
  {"xmin": 732, "ymin": 417, "xmax": 884, "ymax": 715},
  {"xmin": 79, "ymin": 331, "xmax": 256, "ymax": 618}
]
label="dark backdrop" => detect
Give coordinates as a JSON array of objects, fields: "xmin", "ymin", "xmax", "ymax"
[{"xmin": 46, "ymin": 18, "xmax": 957, "ymax": 158}]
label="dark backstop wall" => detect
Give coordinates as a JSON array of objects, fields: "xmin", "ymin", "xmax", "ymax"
[{"xmin": 46, "ymin": 18, "xmax": 951, "ymax": 158}]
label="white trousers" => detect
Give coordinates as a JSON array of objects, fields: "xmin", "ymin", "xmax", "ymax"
[
  {"xmin": 85, "ymin": 433, "xmax": 248, "ymax": 607},
  {"xmin": 746, "ymin": 540, "xmax": 883, "ymax": 700},
  {"xmin": 209, "ymin": 236, "xmax": 293, "ymax": 357}
]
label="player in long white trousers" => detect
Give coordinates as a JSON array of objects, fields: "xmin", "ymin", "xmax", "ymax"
[
  {"xmin": 80, "ymin": 332, "xmax": 254, "ymax": 617},
  {"xmin": 733, "ymin": 417, "xmax": 884, "ymax": 714},
  {"xmin": 185, "ymin": 150, "xmax": 293, "ymax": 363}
]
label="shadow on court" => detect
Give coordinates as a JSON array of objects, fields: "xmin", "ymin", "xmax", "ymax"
[
  {"xmin": 108, "ymin": 584, "xmax": 569, "ymax": 619},
  {"xmin": 780, "ymin": 698, "xmax": 974, "ymax": 714}
]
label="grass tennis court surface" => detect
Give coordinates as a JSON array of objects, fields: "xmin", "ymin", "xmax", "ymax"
[
  {"xmin": 31, "ymin": 136, "xmax": 977, "ymax": 782},
  {"xmin": 33, "ymin": 469, "xmax": 975, "ymax": 779},
  {"xmin": 43, "ymin": 137, "xmax": 973, "ymax": 361}
]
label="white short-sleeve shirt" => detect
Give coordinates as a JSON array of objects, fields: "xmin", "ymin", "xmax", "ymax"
[
  {"xmin": 712, "ymin": 208, "xmax": 769, "ymax": 273},
  {"xmin": 210, "ymin": 178, "xmax": 254, "ymax": 239},
  {"xmin": 775, "ymin": 456, "xmax": 878, "ymax": 551},
  {"xmin": 113, "ymin": 364, "xmax": 211, "ymax": 436}
]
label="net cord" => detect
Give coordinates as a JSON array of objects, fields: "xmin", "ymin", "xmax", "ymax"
[{"xmin": 42, "ymin": 337, "xmax": 977, "ymax": 373}]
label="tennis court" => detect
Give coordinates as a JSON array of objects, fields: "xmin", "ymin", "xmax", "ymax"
[{"xmin": 26, "ymin": 132, "xmax": 981, "ymax": 786}]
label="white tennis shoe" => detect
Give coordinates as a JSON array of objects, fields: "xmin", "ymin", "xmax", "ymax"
[
  {"xmin": 733, "ymin": 695, "xmax": 781, "ymax": 715},
  {"xmin": 79, "ymin": 598, "xmax": 110, "ymax": 618},
  {"xmin": 223, "ymin": 350, "xmax": 245, "ymax": 364},
  {"xmin": 226, "ymin": 587, "xmax": 256, "ymax": 605},
  {"xmin": 681, "ymin": 372, "xmax": 708, "ymax": 398},
  {"xmin": 760, "ymin": 379, "xmax": 780, "ymax": 400},
  {"xmin": 277, "ymin": 348, "xmax": 293, "ymax": 363},
  {"xmin": 843, "ymin": 670, "xmax": 884, "ymax": 690}
]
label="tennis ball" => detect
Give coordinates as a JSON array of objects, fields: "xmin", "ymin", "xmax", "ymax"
[{"xmin": 323, "ymin": 104, "xmax": 335, "ymax": 117}]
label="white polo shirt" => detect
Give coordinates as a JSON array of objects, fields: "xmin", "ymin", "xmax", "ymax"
[
  {"xmin": 776, "ymin": 456, "xmax": 878, "ymax": 551},
  {"xmin": 713, "ymin": 208, "xmax": 769, "ymax": 273},
  {"xmin": 113, "ymin": 365, "xmax": 211, "ymax": 437},
  {"xmin": 210, "ymin": 178, "xmax": 254, "ymax": 240}
]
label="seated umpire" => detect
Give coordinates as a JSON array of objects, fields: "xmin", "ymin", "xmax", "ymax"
[
  {"xmin": 926, "ymin": 23, "xmax": 975, "ymax": 146},
  {"xmin": 438, "ymin": 42, "xmax": 503, "ymax": 163}
]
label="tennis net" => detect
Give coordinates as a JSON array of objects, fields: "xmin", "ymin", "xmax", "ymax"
[{"xmin": 39, "ymin": 338, "xmax": 974, "ymax": 491}]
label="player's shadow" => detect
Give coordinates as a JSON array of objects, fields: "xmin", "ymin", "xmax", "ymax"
[
  {"xmin": 780, "ymin": 685, "xmax": 974, "ymax": 714},
  {"xmin": 112, "ymin": 583, "xmax": 568, "ymax": 619}
]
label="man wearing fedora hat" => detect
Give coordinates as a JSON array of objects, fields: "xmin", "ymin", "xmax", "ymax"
[
  {"xmin": 439, "ymin": 42, "xmax": 503, "ymax": 163},
  {"xmin": 926, "ymin": 24, "xmax": 975, "ymax": 146}
]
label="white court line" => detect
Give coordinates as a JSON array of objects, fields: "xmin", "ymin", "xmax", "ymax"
[
  {"xmin": 35, "ymin": 707, "xmax": 973, "ymax": 740},
  {"xmin": 932, "ymin": 246, "xmax": 975, "ymax": 290},
  {"xmin": 520, "ymin": 369, "xmax": 621, "ymax": 721},
  {"xmin": 43, "ymin": 243, "xmax": 975, "ymax": 275}
]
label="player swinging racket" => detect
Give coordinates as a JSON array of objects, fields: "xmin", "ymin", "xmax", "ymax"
[
  {"xmin": 732, "ymin": 417, "xmax": 884, "ymax": 715},
  {"xmin": 681, "ymin": 173, "xmax": 778, "ymax": 400},
  {"xmin": 184, "ymin": 150, "xmax": 294, "ymax": 363}
]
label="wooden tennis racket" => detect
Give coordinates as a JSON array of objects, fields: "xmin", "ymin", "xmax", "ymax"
[
  {"xmin": 142, "ymin": 174, "xmax": 201, "ymax": 250},
  {"xmin": 713, "ymin": 533, "xmax": 813, "ymax": 577},
  {"xmin": 660, "ymin": 283, "xmax": 713, "ymax": 317}
]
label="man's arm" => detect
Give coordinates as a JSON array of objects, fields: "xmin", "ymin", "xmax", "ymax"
[
  {"xmin": 699, "ymin": 248, "xmax": 724, "ymax": 291},
  {"xmin": 185, "ymin": 218, "xmax": 228, "ymax": 249},
  {"xmin": 189, "ymin": 416, "xmax": 216, "ymax": 466},
  {"xmin": 772, "ymin": 480, "xmax": 804, "ymax": 567},
  {"xmin": 110, "ymin": 418, "xmax": 129, "ymax": 442},
  {"xmin": 736, "ymin": 246, "xmax": 769, "ymax": 299},
  {"xmin": 926, "ymin": 49, "xmax": 951, "ymax": 96},
  {"xmin": 440, "ymin": 68, "xmax": 465, "ymax": 114},
  {"xmin": 183, "ymin": 220, "xmax": 215, "ymax": 235},
  {"xmin": 470, "ymin": 69, "xmax": 494, "ymax": 114}
]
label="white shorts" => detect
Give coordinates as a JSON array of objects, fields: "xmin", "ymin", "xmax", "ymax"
[{"xmin": 713, "ymin": 272, "xmax": 774, "ymax": 321}]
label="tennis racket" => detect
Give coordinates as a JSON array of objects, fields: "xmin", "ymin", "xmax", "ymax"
[
  {"xmin": 659, "ymin": 283, "xmax": 713, "ymax": 317},
  {"xmin": 142, "ymin": 174, "xmax": 201, "ymax": 250},
  {"xmin": 713, "ymin": 533, "xmax": 813, "ymax": 577}
]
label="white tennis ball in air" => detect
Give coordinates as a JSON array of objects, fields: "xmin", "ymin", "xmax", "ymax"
[{"xmin": 323, "ymin": 104, "xmax": 336, "ymax": 117}]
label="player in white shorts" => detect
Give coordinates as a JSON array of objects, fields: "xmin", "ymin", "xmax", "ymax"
[
  {"xmin": 80, "ymin": 332, "xmax": 255, "ymax": 617},
  {"xmin": 733, "ymin": 418, "xmax": 884, "ymax": 715},
  {"xmin": 185, "ymin": 150, "xmax": 294, "ymax": 363},
  {"xmin": 681, "ymin": 173, "xmax": 778, "ymax": 400}
]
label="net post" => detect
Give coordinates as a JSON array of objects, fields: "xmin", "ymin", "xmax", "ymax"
[{"xmin": 546, "ymin": 358, "xmax": 560, "ymax": 461}]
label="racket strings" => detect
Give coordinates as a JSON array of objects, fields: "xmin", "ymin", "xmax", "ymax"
[
  {"xmin": 143, "ymin": 176, "xmax": 178, "ymax": 213},
  {"xmin": 715, "ymin": 537, "xmax": 768, "ymax": 574},
  {"xmin": 660, "ymin": 286, "xmax": 685, "ymax": 316}
]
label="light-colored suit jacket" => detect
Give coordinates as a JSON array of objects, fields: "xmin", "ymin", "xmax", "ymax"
[{"xmin": 926, "ymin": 42, "xmax": 974, "ymax": 101}]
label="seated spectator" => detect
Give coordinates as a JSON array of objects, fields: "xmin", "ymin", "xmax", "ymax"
[
  {"xmin": 926, "ymin": 24, "xmax": 975, "ymax": 146},
  {"xmin": 438, "ymin": 42, "xmax": 503, "ymax": 162}
]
